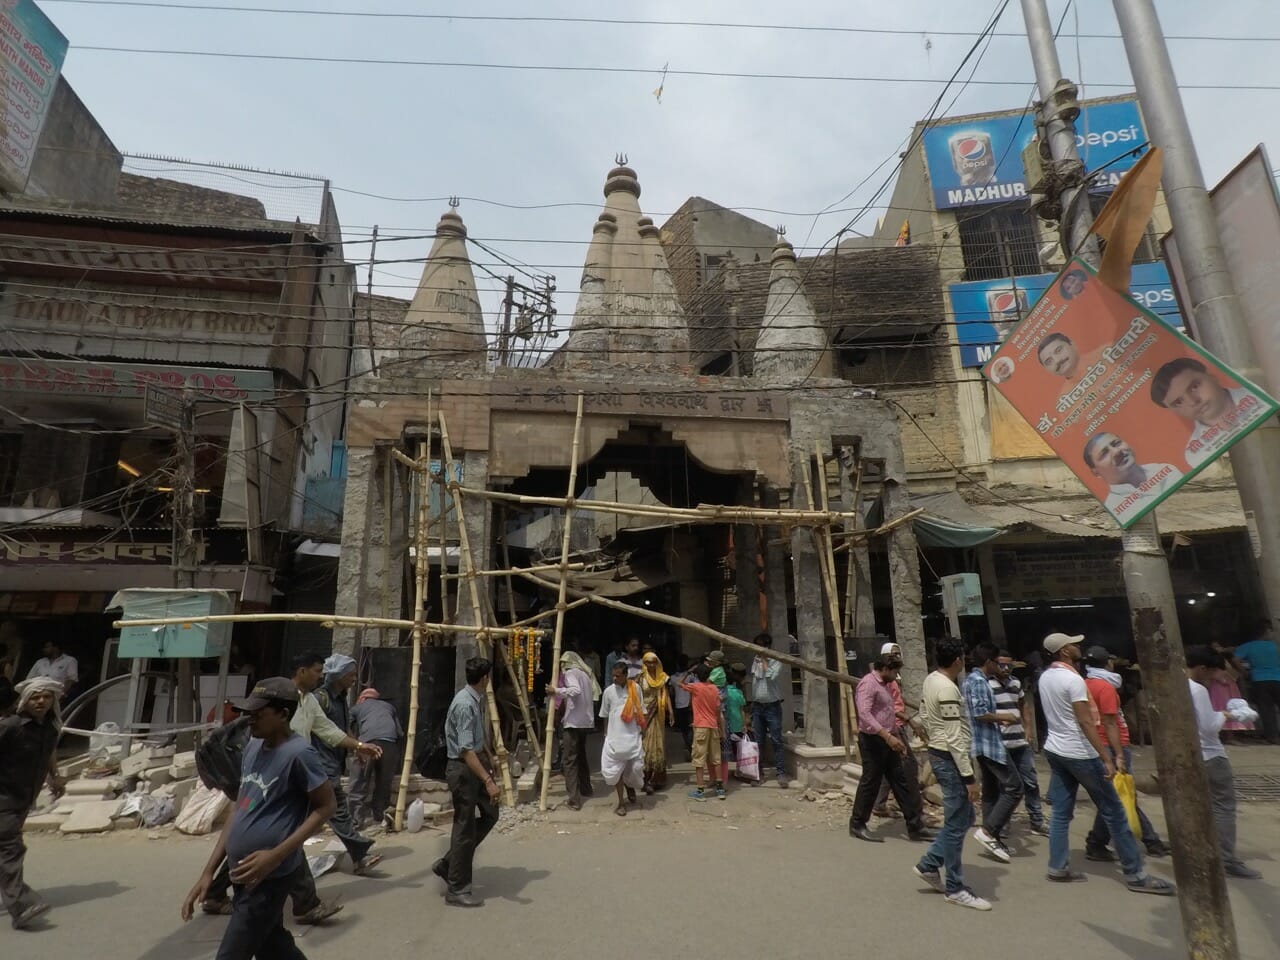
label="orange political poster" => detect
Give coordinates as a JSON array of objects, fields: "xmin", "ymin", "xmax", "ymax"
[{"xmin": 982, "ymin": 257, "xmax": 1279, "ymax": 528}]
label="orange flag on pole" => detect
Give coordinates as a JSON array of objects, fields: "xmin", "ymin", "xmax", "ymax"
[
  {"xmin": 894, "ymin": 218, "xmax": 911, "ymax": 247},
  {"xmin": 1090, "ymin": 146, "xmax": 1163, "ymax": 294}
]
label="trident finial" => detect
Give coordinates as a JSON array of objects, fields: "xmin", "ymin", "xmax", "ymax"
[
  {"xmin": 615, "ymin": 153, "xmax": 629, "ymax": 166},
  {"xmin": 448, "ymin": 195, "xmax": 460, "ymax": 209},
  {"xmin": 776, "ymin": 224, "xmax": 787, "ymax": 238}
]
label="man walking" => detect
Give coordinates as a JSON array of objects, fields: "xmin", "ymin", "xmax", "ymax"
[
  {"xmin": 963, "ymin": 643, "xmax": 1023, "ymax": 863},
  {"xmin": 1038, "ymin": 633, "xmax": 1173, "ymax": 894},
  {"xmin": 600, "ymin": 661, "xmax": 647, "ymax": 814},
  {"xmin": 0, "ymin": 677, "xmax": 65, "ymax": 929},
  {"xmin": 1187, "ymin": 646, "xmax": 1262, "ymax": 879},
  {"xmin": 1082, "ymin": 647, "xmax": 1168, "ymax": 859},
  {"xmin": 291, "ymin": 653, "xmax": 383, "ymax": 876},
  {"xmin": 750, "ymin": 633, "xmax": 790, "ymax": 788},
  {"xmin": 434, "ymin": 657, "xmax": 500, "ymax": 907},
  {"xmin": 1234, "ymin": 619, "xmax": 1280, "ymax": 744},
  {"xmin": 874, "ymin": 642, "xmax": 926, "ymax": 817},
  {"xmin": 849, "ymin": 654, "xmax": 935, "ymax": 843},
  {"xmin": 990, "ymin": 651, "xmax": 1047, "ymax": 837},
  {"xmin": 182, "ymin": 678, "xmax": 335, "ymax": 959},
  {"xmin": 912, "ymin": 638, "xmax": 991, "ymax": 911},
  {"xmin": 554, "ymin": 651, "xmax": 599, "ymax": 810},
  {"xmin": 349, "ymin": 688, "xmax": 404, "ymax": 830}
]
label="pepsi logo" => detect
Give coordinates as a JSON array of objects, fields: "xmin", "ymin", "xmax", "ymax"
[
  {"xmin": 958, "ymin": 138, "xmax": 987, "ymax": 160},
  {"xmin": 990, "ymin": 293, "xmax": 1020, "ymax": 313}
]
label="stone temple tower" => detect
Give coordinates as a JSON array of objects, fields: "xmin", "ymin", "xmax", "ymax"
[
  {"xmin": 753, "ymin": 231, "xmax": 833, "ymax": 382},
  {"xmin": 400, "ymin": 204, "xmax": 488, "ymax": 366}
]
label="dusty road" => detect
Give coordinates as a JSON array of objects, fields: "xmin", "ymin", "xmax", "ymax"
[{"xmin": 7, "ymin": 779, "xmax": 1280, "ymax": 960}]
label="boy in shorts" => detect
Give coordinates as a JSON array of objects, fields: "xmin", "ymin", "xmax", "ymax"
[{"xmin": 681, "ymin": 664, "xmax": 725, "ymax": 800}]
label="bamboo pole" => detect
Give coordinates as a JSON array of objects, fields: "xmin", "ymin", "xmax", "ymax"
[
  {"xmin": 832, "ymin": 508, "xmax": 924, "ymax": 554},
  {"xmin": 499, "ymin": 513, "xmax": 543, "ymax": 763},
  {"xmin": 394, "ymin": 434, "xmax": 431, "ymax": 831},
  {"xmin": 843, "ymin": 460, "xmax": 864, "ymax": 639},
  {"xmin": 507, "ymin": 597, "xmax": 590, "ymax": 631},
  {"xmin": 469, "ymin": 562, "xmax": 588, "ymax": 578},
  {"xmin": 438, "ymin": 411, "xmax": 516, "ymax": 808},
  {"xmin": 514, "ymin": 570, "xmax": 860, "ymax": 688},
  {"xmin": 538, "ymin": 392, "xmax": 585, "ymax": 811},
  {"xmin": 802, "ymin": 449, "xmax": 853, "ymax": 762},
  {"xmin": 109, "ymin": 613, "xmax": 547, "ymax": 636}
]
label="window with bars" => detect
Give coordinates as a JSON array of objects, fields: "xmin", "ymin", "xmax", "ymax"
[{"xmin": 957, "ymin": 206, "xmax": 1044, "ymax": 281}]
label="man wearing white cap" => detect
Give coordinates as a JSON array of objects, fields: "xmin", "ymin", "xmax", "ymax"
[
  {"xmin": 1037, "ymin": 633, "xmax": 1173, "ymax": 895},
  {"xmin": 873, "ymin": 642, "xmax": 925, "ymax": 815}
]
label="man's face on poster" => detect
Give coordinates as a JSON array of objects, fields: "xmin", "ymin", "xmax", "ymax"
[
  {"xmin": 1087, "ymin": 433, "xmax": 1137, "ymax": 486},
  {"xmin": 1162, "ymin": 369, "xmax": 1233, "ymax": 425},
  {"xmin": 1060, "ymin": 271, "xmax": 1087, "ymax": 299},
  {"xmin": 1037, "ymin": 335, "xmax": 1081, "ymax": 379}
]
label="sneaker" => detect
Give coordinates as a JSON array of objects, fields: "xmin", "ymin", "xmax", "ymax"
[
  {"xmin": 776, "ymin": 775, "xmax": 791, "ymax": 789},
  {"xmin": 715, "ymin": 785, "xmax": 727, "ymax": 800},
  {"xmin": 1046, "ymin": 869, "xmax": 1088, "ymax": 883},
  {"xmin": 913, "ymin": 865, "xmax": 945, "ymax": 893},
  {"xmin": 974, "ymin": 827, "xmax": 1011, "ymax": 864},
  {"xmin": 1126, "ymin": 875, "xmax": 1176, "ymax": 896},
  {"xmin": 1224, "ymin": 862, "xmax": 1263, "ymax": 880},
  {"xmin": 1085, "ymin": 846, "xmax": 1117, "ymax": 863},
  {"xmin": 295, "ymin": 899, "xmax": 344, "ymax": 924},
  {"xmin": 995, "ymin": 840, "xmax": 1013, "ymax": 861},
  {"xmin": 1145, "ymin": 840, "xmax": 1170, "ymax": 858},
  {"xmin": 944, "ymin": 888, "xmax": 993, "ymax": 911},
  {"xmin": 688, "ymin": 788, "xmax": 707, "ymax": 802},
  {"xmin": 12, "ymin": 902, "xmax": 51, "ymax": 929},
  {"xmin": 1029, "ymin": 822, "xmax": 1050, "ymax": 838}
]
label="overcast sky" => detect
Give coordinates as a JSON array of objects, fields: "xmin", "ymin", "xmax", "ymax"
[{"xmin": 40, "ymin": 0, "xmax": 1280, "ymax": 324}]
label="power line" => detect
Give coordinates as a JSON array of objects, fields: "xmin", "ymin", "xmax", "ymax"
[
  {"xmin": 42, "ymin": 2, "xmax": 1280, "ymax": 43},
  {"xmin": 68, "ymin": 45, "xmax": 1280, "ymax": 92}
]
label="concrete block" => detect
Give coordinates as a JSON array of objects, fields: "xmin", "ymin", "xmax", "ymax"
[
  {"xmin": 143, "ymin": 767, "xmax": 173, "ymax": 791},
  {"xmin": 160, "ymin": 777, "xmax": 199, "ymax": 810},
  {"xmin": 169, "ymin": 751, "xmax": 197, "ymax": 779},
  {"xmin": 64, "ymin": 778, "xmax": 122, "ymax": 798},
  {"xmin": 56, "ymin": 754, "xmax": 93, "ymax": 779},
  {"xmin": 121, "ymin": 748, "xmax": 171, "ymax": 778},
  {"xmin": 60, "ymin": 799, "xmax": 123, "ymax": 833},
  {"xmin": 25, "ymin": 812, "xmax": 71, "ymax": 832}
]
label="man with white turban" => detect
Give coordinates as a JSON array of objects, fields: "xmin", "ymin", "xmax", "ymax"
[{"xmin": 1, "ymin": 678, "xmax": 66, "ymax": 928}]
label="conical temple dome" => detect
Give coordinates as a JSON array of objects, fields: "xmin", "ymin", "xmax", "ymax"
[
  {"xmin": 753, "ymin": 232, "xmax": 832, "ymax": 382},
  {"xmin": 401, "ymin": 206, "xmax": 487, "ymax": 365}
]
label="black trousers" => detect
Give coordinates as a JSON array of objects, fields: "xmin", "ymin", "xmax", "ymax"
[
  {"xmin": 348, "ymin": 739, "xmax": 401, "ymax": 825},
  {"xmin": 560, "ymin": 728, "xmax": 593, "ymax": 804},
  {"xmin": 1253, "ymin": 680, "xmax": 1280, "ymax": 743},
  {"xmin": 215, "ymin": 873, "xmax": 306, "ymax": 960},
  {"xmin": 850, "ymin": 733, "xmax": 923, "ymax": 832},
  {"xmin": 208, "ymin": 858, "xmax": 320, "ymax": 917},
  {"xmin": 0, "ymin": 810, "xmax": 38, "ymax": 920},
  {"xmin": 445, "ymin": 759, "xmax": 499, "ymax": 895}
]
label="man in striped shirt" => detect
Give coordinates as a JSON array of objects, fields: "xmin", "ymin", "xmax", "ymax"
[{"xmin": 990, "ymin": 651, "xmax": 1047, "ymax": 837}]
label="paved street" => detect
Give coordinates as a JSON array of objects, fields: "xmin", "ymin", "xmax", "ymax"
[{"xmin": 7, "ymin": 772, "xmax": 1280, "ymax": 959}]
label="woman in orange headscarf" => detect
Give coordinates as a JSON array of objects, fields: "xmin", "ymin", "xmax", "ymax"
[{"xmin": 640, "ymin": 652, "xmax": 676, "ymax": 793}]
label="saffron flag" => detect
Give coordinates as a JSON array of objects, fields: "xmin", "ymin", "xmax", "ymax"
[
  {"xmin": 894, "ymin": 218, "xmax": 911, "ymax": 247},
  {"xmin": 1090, "ymin": 147, "xmax": 1163, "ymax": 294}
]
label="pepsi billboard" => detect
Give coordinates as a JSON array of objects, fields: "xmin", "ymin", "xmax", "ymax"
[
  {"xmin": 951, "ymin": 261, "xmax": 1182, "ymax": 367},
  {"xmin": 922, "ymin": 100, "xmax": 1146, "ymax": 210}
]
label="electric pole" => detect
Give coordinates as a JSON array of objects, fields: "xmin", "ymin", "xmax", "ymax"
[
  {"xmin": 172, "ymin": 393, "xmax": 199, "ymax": 749},
  {"xmin": 1020, "ymin": 2, "xmax": 1238, "ymax": 957},
  {"xmin": 1112, "ymin": 0, "xmax": 1280, "ymax": 630}
]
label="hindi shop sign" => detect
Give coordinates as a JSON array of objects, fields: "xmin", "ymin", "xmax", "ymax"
[
  {"xmin": 982, "ymin": 258, "xmax": 1279, "ymax": 528},
  {"xmin": 922, "ymin": 99, "xmax": 1146, "ymax": 211},
  {"xmin": 0, "ymin": 0, "xmax": 69, "ymax": 193},
  {"xmin": 951, "ymin": 260, "xmax": 1182, "ymax": 368}
]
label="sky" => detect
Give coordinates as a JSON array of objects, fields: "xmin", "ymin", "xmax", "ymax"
[{"xmin": 34, "ymin": 0, "xmax": 1280, "ymax": 327}]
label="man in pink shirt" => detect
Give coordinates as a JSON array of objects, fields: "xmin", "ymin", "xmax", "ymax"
[
  {"xmin": 875, "ymin": 642, "xmax": 926, "ymax": 816},
  {"xmin": 849, "ymin": 652, "xmax": 936, "ymax": 843}
]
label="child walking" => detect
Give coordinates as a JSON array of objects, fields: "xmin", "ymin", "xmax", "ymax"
[{"xmin": 682, "ymin": 663, "xmax": 725, "ymax": 801}]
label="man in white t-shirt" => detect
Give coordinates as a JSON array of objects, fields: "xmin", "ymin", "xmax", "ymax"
[
  {"xmin": 1150, "ymin": 358, "xmax": 1263, "ymax": 468},
  {"xmin": 1186, "ymin": 646, "xmax": 1262, "ymax": 880},
  {"xmin": 25, "ymin": 642, "xmax": 78, "ymax": 700},
  {"xmin": 1037, "ymin": 632, "xmax": 1173, "ymax": 895},
  {"xmin": 1082, "ymin": 433, "xmax": 1182, "ymax": 520}
]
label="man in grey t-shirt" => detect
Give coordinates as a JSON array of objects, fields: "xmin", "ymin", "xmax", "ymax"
[
  {"xmin": 182, "ymin": 678, "xmax": 336, "ymax": 958},
  {"xmin": 349, "ymin": 688, "xmax": 404, "ymax": 828}
]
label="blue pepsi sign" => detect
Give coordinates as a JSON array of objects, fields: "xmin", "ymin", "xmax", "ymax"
[
  {"xmin": 950, "ymin": 260, "xmax": 1182, "ymax": 367},
  {"xmin": 922, "ymin": 100, "xmax": 1146, "ymax": 210}
]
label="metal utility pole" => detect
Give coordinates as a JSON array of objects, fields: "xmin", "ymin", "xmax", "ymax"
[
  {"xmin": 1113, "ymin": 0, "xmax": 1280, "ymax": 630},
  {"xmin": 1021, "ymin": 2, "xmax": 1238, "ymax": 957},
  {"xmin": 172, "ymin": 393, "xmax": 199, "ymax": 748}
]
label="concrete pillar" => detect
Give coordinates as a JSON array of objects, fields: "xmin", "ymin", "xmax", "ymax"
[
  {"xmin": 837, "ymin": 453, "xmax": 876, "ymax": 647},
  {"xmin": 790, "ymin": 490, "xmax": 832, "ymax": 747},
  {"xmin": 733, "ymin": 484, "xmax": 761, "ymax": 641},
  {"xmin": 884, "ymin": 480, "xmax": 927, "ymax": 704},
  {"xmin": 977, "ymin": 543, "xmax": 1007, "ymax": 645},
  {"xmin": 759, "ymin": 486, "xmax": 796, "ymax": 728},
  {"xmin": 333, "ymin": 444, "xmax": 406, "ymax": 656}
]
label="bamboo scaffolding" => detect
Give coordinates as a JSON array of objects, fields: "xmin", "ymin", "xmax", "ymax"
[
  {"xmin": 499, "ymin": 511, "xmax": 543, "ymax": 764},
  {"xmin": 832, "ymin": 508, "xmax": 924, "ymax": 554},
  {"xmin": 394, "ymin": 433, "xmax": 431, "ymax": 831},
  {"xmin": 468, "ymin": 562, "xmax": 588, "ymax": 578},
  {"xmin": 438, "ymin": 411, "xmax": 516, "ymax": 808},
  {"xmin": 110, "ymin": 612, "xmax": 545, "ymax": 635},
  {"xmin": 802, "ymin": 448, "xmax": 855, "ymax": 762},
  {"xmin": 842, "ymin": 459, "xmax": 865, "ymax": 640},
  {"xmin": 474, "ymin": 549, "xmax": 542, "ymax": 765},
  {"xmin": 514, "ymin": 570, "xmax": 860, "ymax": 688},
  {"xmin": 538, "ymin": 392, "xmax": 585, "ymax": 811}
]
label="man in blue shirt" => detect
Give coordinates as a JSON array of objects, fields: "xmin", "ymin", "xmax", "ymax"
[
  {"xmin": 1234, "ymin": 618, "xmax": 1280, "ymax": 744},
  {"xmin": 962, "ymin": 642, "xmax": 1023, "ymax": 865},
  {"xmin": 182, "ymin": 677, "xmax": 335, "ymax": 960},
  {"xmin": 433, "ymin": 657, "xmax": 500, "ymax": 908},
  {"xmin": 750, "ymin": 632, "xmax": 790, "ymax": 788}
]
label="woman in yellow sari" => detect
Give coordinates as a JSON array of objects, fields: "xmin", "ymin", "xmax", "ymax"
[{"xmin": 640, "ymin": 652, "xmax": 675, "ymax": 792}]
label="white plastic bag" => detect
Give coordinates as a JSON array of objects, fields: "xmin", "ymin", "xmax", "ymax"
[
  {"xmin": 175, "ymin": 784, "xmax": 231, "ymax": 835},
  {"xmin": 736, "ymin": 738, "xmax": 761, "ymax": 782},
  {"xmin": 89, "ymin": 722, "xmax": 126, "ymax": 761},
  {"xmin": 405, "ymin": 798, "xmax": 425, "ymax": 833}
]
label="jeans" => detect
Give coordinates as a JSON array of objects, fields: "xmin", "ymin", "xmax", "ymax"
[
  {"xmin": 208, "ymin": 858, "xmax": 321, "ymax": 918},
  {"xmin": 977, "ymin": 754, "xmax": 1024, "ymax": 837},
  {"xmin": 1045, "ymin": 750, "xmax": 1146, "ymax": 879},
  {"xmin": 675, "ymin": 706, "xmax": 693, "ymax": 755},
  {"xmin": 560, "ymin": 727, "xmax": 593, "ymax": 804},
  {"xmin": 1253, "ymin": 679, "xmax": 1280, "ymax": 743},
  {"xmin": 1205, "ymin": 756, "xmax": 1246, "ymax": 869},
  {"xmin": 0, "ymin": 810, "xmax": 39, "ymax": 920},
  {"xmin": 1008, "ymin": 745, "xmax": 1044, "ymax": 827},
  {"xmin": 445, "ymin": 759, "xmax": 499, "ymax": 896},
  {"xmin": 216, "ymin": 873, "xmax": 307, "ymax": 960},
  {"xmin": 348, "ymin": 739, "xmax": 401, "ymax": 826},
  {"xmin": 1086, "ymin": 747, "xmax": 1161, "ymax": 849},
  {"xmin": 851, "ymin": 734, "xmax": 923, "ymax": 832},
  {"xmin": 752, "ymin": 701, "xmax": 786, "ymax": 776},
  {"xmin": 916, "ymin": 750, "xmax": 974, "ymax": 895},
  {"xmin": 326, "ymin": 777, "xmax": 374, "ymax": 866}
]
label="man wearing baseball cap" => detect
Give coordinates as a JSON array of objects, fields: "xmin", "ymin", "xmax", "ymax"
[
  {"xmin": 182, "ymin": 678, "xmax": 336, "ymax": 957},
  {"xmin": 1038, "ymin": 634, "xmax": 1173, "ymax": 895},
  {"xmin": 873, "ymin": 642, "xmax": 926, "ymax": 817}
]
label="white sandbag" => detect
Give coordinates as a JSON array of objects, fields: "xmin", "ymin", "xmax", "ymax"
[{"xmin": 175, "ymin": 783, "xmax": 231, "ymax": 835}]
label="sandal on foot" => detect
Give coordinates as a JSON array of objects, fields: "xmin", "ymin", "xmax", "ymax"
[
  {"xmin": 353, "ymin": 854, "xmax": 384, "ymax": 876},
  {"xmin": 614, "ymin": 804, "xmax": 627, "ymax": 817}
]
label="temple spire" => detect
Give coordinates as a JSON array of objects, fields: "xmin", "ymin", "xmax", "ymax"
[{"xmin": 754, "ymin": 229, "xmax": 832, "ymax": 382}]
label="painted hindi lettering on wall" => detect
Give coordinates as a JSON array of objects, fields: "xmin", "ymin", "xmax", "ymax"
[{"xmin": 982, "ymin": 257, "xmax": 1279, "ymax": 528}]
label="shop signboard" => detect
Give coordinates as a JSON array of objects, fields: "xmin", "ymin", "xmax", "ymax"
[
  {"xmin": 0, "ymin": 0, "xmax": 69, "ymax": 192},
  {"xmin": 982, "ymin": 257, "xmax": 1279, "ymax": 528}
]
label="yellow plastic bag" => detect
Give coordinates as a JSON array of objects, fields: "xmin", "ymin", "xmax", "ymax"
[{"xmin": 1113, "ymin": 772, "xmax": 1143, "ymax": 839}]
